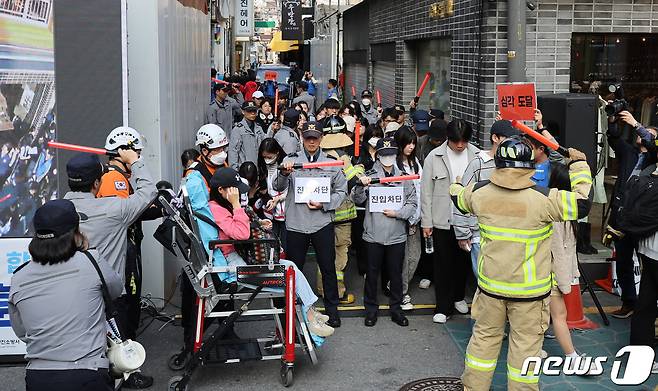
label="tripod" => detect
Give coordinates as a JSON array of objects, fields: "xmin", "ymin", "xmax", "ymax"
[{"xmin": 577, "ymin": 256, "xmax": 610, "ymax": 326}]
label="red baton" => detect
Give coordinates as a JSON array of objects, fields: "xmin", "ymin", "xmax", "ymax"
[
  {"xmin": 415, "ymin": 72, "xmax": 432, "ymax": 103},
  {"xmin": 0, "ymin": 194, "xmax": 11, "ymax": 203},
  {"xmin": 354, "ymin": 121, "xmax": 361, "ymax": 157},
  {"xmin": 351, "ymin": 86, "xmax": 356, "ymax": 100},
  {"xmin": 274, "ymin": 89, "xmax": 279, "ymax": 116},
  {"xmin": 212, "ymin": 78, "xmax": 229, "ymax": 85},
  {"xmin": 376, "ymin": 90, "xmax": 382, "ymax": 108},
  {"xmin": 48, "ymin": 141, "xmax": 119, "ymax": 157},
  {"xmin": 510, "ymin": 120, "xmax": 569, "ymax": 157},
  {"xmin": 368, "ymin": 174, "xmax": 420, "ymax": 185},
  {"xmin": 278, "ymin": 160, "xmax": 345, "ymax": 170}
]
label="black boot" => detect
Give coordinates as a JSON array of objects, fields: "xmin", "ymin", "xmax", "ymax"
[
  {"xmin": 583, "ymin": 222, "xmax": 598, "ymax": 254},
  {"xmin": 577, "ymin": 222, "xmax": 598, "ymax": 255}
]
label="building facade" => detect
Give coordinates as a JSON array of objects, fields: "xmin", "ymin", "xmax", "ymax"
[{"xmin": 344, "ymin": 0, "xmax": 658, "ymax": 146}]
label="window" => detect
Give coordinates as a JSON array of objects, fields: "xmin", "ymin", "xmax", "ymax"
[{"xmin": 415, "ymin": 39, "xmax": 451, "ymax": 117}]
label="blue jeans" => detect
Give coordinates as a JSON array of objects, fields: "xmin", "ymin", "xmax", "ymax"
[{"xmin": 470, "ymin": 242, "xmax": 480, "ymax": 279}]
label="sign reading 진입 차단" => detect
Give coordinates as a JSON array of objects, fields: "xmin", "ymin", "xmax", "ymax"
[
  {"xmin": 294, "ymin": 177, "xmax": 331, "ymax": 204},
  {"xmin": 369, "ymin": 186, "xmax": 404, "ymax": 213}
]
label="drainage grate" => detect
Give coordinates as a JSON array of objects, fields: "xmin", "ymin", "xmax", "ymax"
[{"xmin": 399, "ymin": 377, "xmax": 463, "ymax": 391}]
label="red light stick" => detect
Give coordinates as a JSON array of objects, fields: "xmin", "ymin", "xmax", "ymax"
[
  {"xmin": 48, "ymin": 141, "xmax": 119, "ymax": 157},
  {"xmin": 274, "ymin": 89, "xmax": 279, "ymax": 116},
  {"xmin": 278, "ymin": 160, "xmax": 345, "ymax": 170},
  {"xmin": 414, "ymin": 72, "xmax": 432, "ymax": 103},
  {"xmin": 364, "ymin": 174, "xmax": 421, "ymax": 185},
  {"xmin": 510, "ymin": 120, "xmax": 569, "ymax": 157},
  {"xmin": 376, "ymin": 90, "xmax": 382, "ymax": 108},
  {"xmin": 354, "ymin": 121, "xmax": 361, "ymax": 157},
  {"xmin": 351, "ymin": 86, "xmax": 356, "ymax": 100}
]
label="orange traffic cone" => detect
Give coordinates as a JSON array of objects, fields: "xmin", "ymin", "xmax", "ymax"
[
  {"xmin": 564, "ymin": 281, "xmax": 599, "ymax": 330},
  {"xmin": 595, "ymin": 262, "xmax": 615, "ymax": 293}
]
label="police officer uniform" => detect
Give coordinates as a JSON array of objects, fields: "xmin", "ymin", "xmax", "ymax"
[
  {"xmin": 205, "ymin": 89, "xmax": 243, "ymax": 138},
  {"xmin": 9, "ymin": 200, "xmax": 123, "ymax": 391},
  {"xmin": 359, "ymin": 90, "xmax": 380, "ymax": 127},
  {"xmin": 273, "ymin": 122, "xmax": 348, "ymax": 326},
  {"xmin": 274, "ymin": 109, "xmax": 303, "ymax": 155},
  {"xmin": 228, "ymin": 101, "xmax": 265, "ymax": 170}
]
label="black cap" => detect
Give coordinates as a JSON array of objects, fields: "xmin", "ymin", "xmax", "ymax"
[
  {"xmin": 361, "ymin": 89, "xmax": 373, "ymax": 98},
  {"xmin": 283, "ymin": 109, "xmax": 300, "ymax": 127},
  {"xmin": 242, "ymin": 101, "xmax": 258, "ymax": 111},
  {"xmin": 66, "ymin": 153, "xmax": 104, "ymax": 185},
  {"xmin": 33, "ymin": 199, "xmax": 79, "ymax": 239},
  {"xmin": 428, "ymin": 119, "xmax": 448, "ymax": 142},
  {"xmin": 298, "ymin": 80, "xmax": 308, "ymax": 90},
  {"xmin": 209, "ymin": 167, "xmax": 250, "ymax": 193},
  {"xmin": 490, "ymin": 120, "xmax": 520, "ymax": 138},
  {"xmin": 375, "ymin": 137, "xmax": 398, "ymax": 156},
  {"xmin": 429, "ymin": 109, "xmax": 445, "ymax": 120},
  {"xmin": 412, "ymin": 110, "xmax": 431, "ymax": 132},
  {"xmin": 301, "ymin": 121, "xmax": 323, "ymax": 139},
  {"xmin": 394, "ymin": 104, "xmax": 406, "ymax": 113}
]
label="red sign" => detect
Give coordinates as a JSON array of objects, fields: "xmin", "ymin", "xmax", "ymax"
[
  {"xmin": 264, "ymin": 70, "xmax": 278, "ymax": 81},
  {"xmin": 496, "ymin": 83, "xmax": 537, "ymax": 121}
]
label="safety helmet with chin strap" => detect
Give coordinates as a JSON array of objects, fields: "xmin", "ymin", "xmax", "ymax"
[
  {"xmin": 105, "ymin": 126, "xmax": 145, "ymax": 151},
  {"xmin": 195, "ymin": 124, "xmax": 228, "ymax": 149},
  {"xmin": 494, "ymin": 135, "xmax": 536, "ymax": 169}
]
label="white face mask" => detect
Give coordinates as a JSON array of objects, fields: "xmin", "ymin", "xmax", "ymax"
[
  {"xmin": 379, "ymin": 155, "xmax": 396, "ymax": 167},
  {"xmin": 209, "ymin": 151, "xmax": 227, "ymax": 166},
  {"xmin": 264, "ymin": 156, "xmax": 278, "ymax": 165},
  {"xmin": 368, "ymin": 137, "xmax": 380, "ymax": 148},
  {"xmin": 362, "ymin": 98, "xmax": 371, "ymax": 107}
]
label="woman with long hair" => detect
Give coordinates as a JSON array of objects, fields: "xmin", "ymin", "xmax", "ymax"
[
  {"xmin": 256, "ymin": 98, "xmax": 276, "ymax": 132},
  {"xmin": 394, "ymin": 126, "xmax": 423, "ymax": 311},
  {"xmin": 208, "ymin": 167, "xmax": 334, "ymax": 338},
  {"xmin": 257, "ymin": 138, "xmax": 288, "ymax": 251}
]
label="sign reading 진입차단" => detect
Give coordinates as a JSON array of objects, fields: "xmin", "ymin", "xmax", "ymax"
[
  {"xmin": 496, "ymin": 83, "xmax": 537, "ymax": 121},
  {"xmin": 369, "ymin": 186, "xmax": 404, "ymax": 213},
  {"xmin": 294, "ymin": 177, "xmax": 331, "ymax": 204}
]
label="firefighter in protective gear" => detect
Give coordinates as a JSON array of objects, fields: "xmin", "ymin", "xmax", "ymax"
[
  {"xmin": 450, "ymin": 136, "xmax": 593, "ymax": 391},
  {"xmin": 317, "ymin": 115, "xmax": 364, "ymax": 304}
]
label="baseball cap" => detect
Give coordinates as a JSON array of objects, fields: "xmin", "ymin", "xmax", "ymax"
[
  {"xmin": 412, "ymin": 110, "xmax": 431, "ymax": 132},
  {"xmin": 428, "ymin": 119, "xmax": 448, "ymax": 142},
  {"xmin": 252, "ymin": 91, "xmax": 264, "ymax": 99},
  {"xmin": 242, "ymin": 101, "xmax": 258, "ymax": 112},
  {"xmin": 301, "ymin": 121, "xmax": 323, "ymax": 139},
  {"xmin": 375, "ymin": 137, "xmax": 398, "ymax": 156},
  {"xmin": 394, "ymin": 104, "xmax": 406, "ymax": 113},
  {"xmin": 385, "ymin": 122, "xmax": 402, "ymax": 136},
  {"xmin": 490, "ymin": 120, "xmax": 520, "ymax": 138},
  {"xmin": 66, "ymin": 153, "xmax": 104, "ymax": 185},
  {"xmin": 33, "ymin": 199, "xmax": 79, "ymax": 239},
  {"xmin": 429, "ymin": 109, "xmax": 445, "ymax": 120},
  {"xmin": 209, "ymin": 167, "xmax": 250, "ymax": 193}
]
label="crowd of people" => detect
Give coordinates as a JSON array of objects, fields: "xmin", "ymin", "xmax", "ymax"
[{"xmin": 7, "ymin": 70, "xmax": 658, "ymax": 391}]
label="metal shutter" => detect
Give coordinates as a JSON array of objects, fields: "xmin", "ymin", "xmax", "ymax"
[
  {"xmin": 344, "ymin": 63, "xmax": 367, "ymax": 100},
  {"xmin": 372, "ymin": 61, "xmax": 395, "ymax": 108}
]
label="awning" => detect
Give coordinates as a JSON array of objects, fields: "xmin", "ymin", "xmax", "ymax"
[{"xmin": 268, "ymin": 31, "xmax": 299, "ymax": 52}]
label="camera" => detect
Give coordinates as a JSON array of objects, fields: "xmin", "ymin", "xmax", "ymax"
[{"xmin": 605, "ymin": 83, "xmax": 629, "ymax": 116}]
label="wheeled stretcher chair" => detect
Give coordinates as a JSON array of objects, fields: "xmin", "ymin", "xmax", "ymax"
[{"xmin": 156, "ymin": 186, "xmax": 319, "ymax": 390}]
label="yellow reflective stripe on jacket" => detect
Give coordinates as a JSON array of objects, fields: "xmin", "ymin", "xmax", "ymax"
[
  {"xmin": 334, "ymin": 205, "xmax": 357, "ymax": 222},
  {"xmin": 569, "ymin": 170, "xmax": 592, "ymax": 185},
  {"xmin": 457, "ymin": 187, "xmax": 470, "ymax": 213},
  {"xmin": 478, "ymin": 274, "xmax": 552, "ymax": 296},
  {"xmin": 507, "ymin": 364, "xmax": 539, "ymax": 384},
  {"xmin": 343, "ymin": 164, "xmax": 364, "ymax": 180},
  {"xmin": 561, "ymin": 191, "xmax": 577, "ymax": 220},
  {"xmin": 465, "ymin": 353, "xmax": 497, "ymax": 372},
  {"xmin": 479, "ymin": 224, "xmax": 552, "ymax": 243}
]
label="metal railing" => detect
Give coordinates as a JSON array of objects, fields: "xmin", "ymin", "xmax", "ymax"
[{"xmin": 0, "ymin": 0, "xmax": 51, "ymax": 24}]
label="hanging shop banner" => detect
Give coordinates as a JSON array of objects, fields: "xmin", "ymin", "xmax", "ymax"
[
  {"xmin": 294, "ymin": 177, "xmax": 331, "ymax": 204},
  {"xmin": 369, "ymin": 186, "xmax": 404, "ymax": 213},
  {"xmin": 281, "ymin": 0, "xmax": 302, "ymax": 41},
  {"xmin": 235, "ymin": 0, "xmax": 254, "ymax": 37},
  {"xmin": 0, "ymin": 238, "xmax": 30, "ymax": 359},
  {"xmin": 496, "ymin": 83, "xmax": 537, "ymax": 121}
]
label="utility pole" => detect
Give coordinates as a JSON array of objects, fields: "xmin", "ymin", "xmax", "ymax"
[{"xmin": 507, "ymin": 1, "xmax": 526, "ymax": 82}]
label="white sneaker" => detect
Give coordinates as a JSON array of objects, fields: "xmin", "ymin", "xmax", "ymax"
[
  {"xmin": 433, "ymin": 313, "xmax": 449, "ymax": 324},
  {"xmin": 652, "ymin": 362, "xmax": 658, "ymax": 374},
  {"xmin": 419, "ymin": 279, "xmax": 431, "ymax": 289},
  {"xmin": 307, "ymin": 318, "xmax": 334, "ymax": 337},
  {"xmin": 454, "ymin": 300, "xmax": 469, "ymax": 314},
  {"xmin": 401, "ymin": 295, "xmax": 413, "ymax": 311}
]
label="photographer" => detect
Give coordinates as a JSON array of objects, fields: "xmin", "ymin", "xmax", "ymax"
[
  {"xmin": 9, "ymin": 200, "xmax": 123, "ymax": 391},
  {"xmin": 606, "ymin": 109, "xmax": 657, "ymax": 319}
]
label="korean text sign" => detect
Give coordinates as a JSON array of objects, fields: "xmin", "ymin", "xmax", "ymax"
[
  {"xmin": 0, "ymin": 238, "xmax": 30, "ymax": 357},
  {"xmin": 369, "ymin": 186, "xmax": 404, "ymax": 213},
  {"xmin": 496, "ymin": 83, "xmax": 537, "ymax": 121},
  {"xmin": 294, "ymin": 177, "xmax": 331, "ymax": 203},
  {"xmin": 235, "ymin": 0, "xmax": 254, "ymax": 37}
]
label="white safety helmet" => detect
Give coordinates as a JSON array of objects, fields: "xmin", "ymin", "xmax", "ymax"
[
  {"xmin": 195, "ymin": 124, "xmax": 228, "ymax": 149},
  {"xmin": 105, "ymin": 126, "xmax": 145, "ymax": 151}
]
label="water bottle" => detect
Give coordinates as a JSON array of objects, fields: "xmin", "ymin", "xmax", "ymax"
[{"xmin": 425, "ymin": 235, "xmax": 434, "ymax": 254}]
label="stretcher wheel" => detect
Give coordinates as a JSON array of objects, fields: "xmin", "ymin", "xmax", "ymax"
[
  {"xmin": 168, "ymin": 352, "xmax": 189, "ymax": 371},
  {"xmin": 167, "ymin": 375, "xmax": 188, "ymax": 391},
  {"xmin": 280, "ymin": 365, "xmax": 294, "ymax": 387}
]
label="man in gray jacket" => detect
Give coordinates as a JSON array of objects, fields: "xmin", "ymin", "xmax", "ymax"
[
  {"xmin": 205, "ymin": 84, "xmax": 244, "ymax": 137},
  {"xmin": 229, "ymin": 101, "xmax": 265, "ymax": 169},
  {"xmin": 274, "ymin": 121, "xmax": 347, "ymax": 327},
  {"xmin": 292, "ymin": 81, "xmax": 316, "ymax": 114}
]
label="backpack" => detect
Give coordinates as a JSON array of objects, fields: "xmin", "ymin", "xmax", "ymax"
[{"xmin": 616, "ymin": 172, "xmax": 658, "ymax": 238}]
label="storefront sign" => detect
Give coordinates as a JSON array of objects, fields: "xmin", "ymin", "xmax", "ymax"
[
  {"xmin": 294, "ymin": 177, "xmax": 331, "ymax": 203},
  {"xmin": 429, "ymin": 0, "xmax": 454, "ymax": 19},
  {"xmin": 0, "ymin": 238, "xmax": 30, "ymax": 358},
  {"xmin": 235, "ymin": 0, "xmax": 254, "ymax": 38},
  {"xmin": 496, "ymin": 83, "xmax": 537, "ymax": 121},
  {"xmin": 369, "ymin": 186, "xmax": 404, "ymax": 213},
  {"xmin": 281, "ymin": 0, "xmax": 303, "ymax": 41}
]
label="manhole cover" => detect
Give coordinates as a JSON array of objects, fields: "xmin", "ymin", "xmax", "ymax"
[{"xmin": 399, "ymin": 377, "xmax": 463, "ymax": 391}]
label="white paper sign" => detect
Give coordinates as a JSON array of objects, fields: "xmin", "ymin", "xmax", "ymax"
[
  {"xmin": 235, "ymin": 0, "xmax": 254, "ymax": 37},
  {"xmin": 369, "ymin": 186, "xmax": 404, "ymax": 213},
  {"xmin": 0, "ymin": 238, "xmax": 30, "ymax": 358},
  {"xmin": 294, "ymin": 177, "xmax": 331, "ymax": 203}
]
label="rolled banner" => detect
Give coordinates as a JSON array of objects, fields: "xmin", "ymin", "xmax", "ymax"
[
  {"xmin": 278, "ymin": 160, "xmax": 345, "ymax": 170},
  {"xmin": 376, "ymin": 90, "xmax": 382, "ymax": 107},
  {"xmin": 510, "ymin": 120, "xmax": 569, "ymax": 157},
  {"xmin": 48, "ymin": 141, "xmax": 119, "ymax": 157},
  {"xmin": 414, "ymin": 72, "xmax": 432, "ymax": 103},
  {"xmin": 359, "ymin": 174, "xmax": 421, "ymax": 185}
]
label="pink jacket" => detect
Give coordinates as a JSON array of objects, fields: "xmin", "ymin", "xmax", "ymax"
[{"xmin": 209, "ymin": 201, "xmax": 251, "ymax": 256}]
